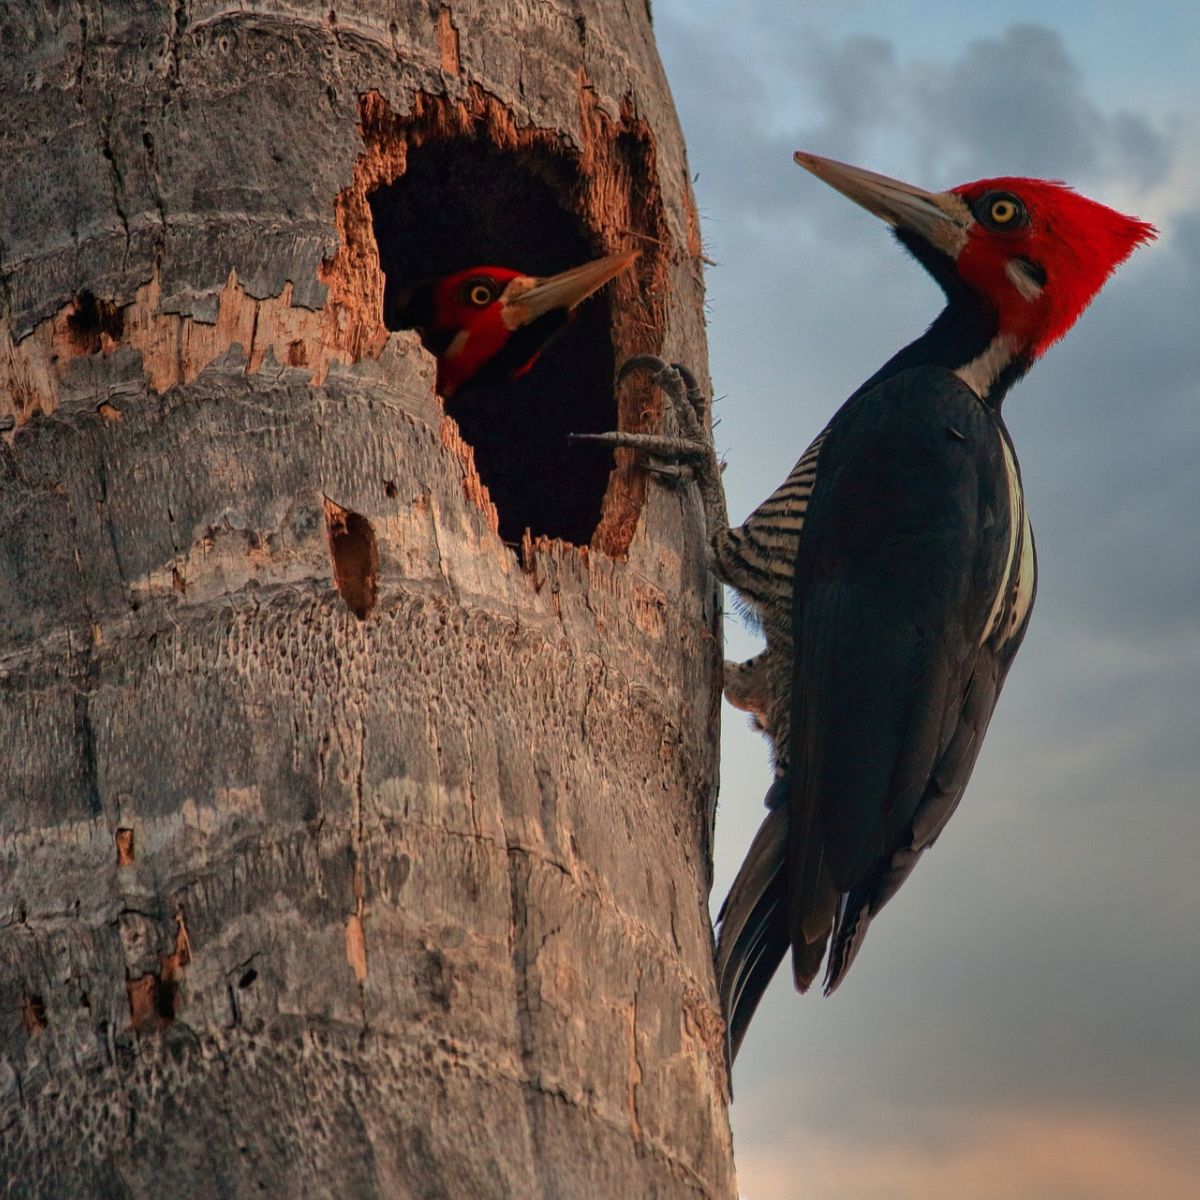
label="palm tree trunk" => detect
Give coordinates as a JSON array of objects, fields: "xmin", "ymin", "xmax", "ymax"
[{"xmin": 0, "ymin": 3, "xmax": 733, "ymax": 1196}]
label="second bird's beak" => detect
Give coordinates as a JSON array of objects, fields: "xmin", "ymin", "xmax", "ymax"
[
  {"xmin": 793, "ymin": 150, "xmax": 969, "ymax": 257},
  {"xmin": 502, "ymin": 250, "xmax": 638, "ymax": 329}
]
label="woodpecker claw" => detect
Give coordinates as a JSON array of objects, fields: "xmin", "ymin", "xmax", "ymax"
[
  {"xmin": 615, "ymin": 353, "xmax": 670, "ymax": 384},
  {"xmin": 577, "ymin": 354, "xmax": 730, "ymax": 537},
  {"xmin": 616, "ymin": 356, "xmax": 709, "ymax": 436}
]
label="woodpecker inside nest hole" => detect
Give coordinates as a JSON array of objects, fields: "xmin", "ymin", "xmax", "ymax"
[{"xmin": 370, "ymin": 138, "xmax": 622, "ymax": 548}]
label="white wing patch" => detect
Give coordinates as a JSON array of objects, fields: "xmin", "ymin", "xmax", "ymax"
[
  {"xmin": 981, "ymin": 431, "xmax": 1023, "ymax": 646},
  {"xmin": 1010, "ymin": 505, "xmax": 1036, "ymax": 634}
]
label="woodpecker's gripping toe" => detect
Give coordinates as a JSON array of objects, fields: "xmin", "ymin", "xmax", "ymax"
[{"xmin": 571, "ymin": 356, "xmax": 728, "ymax": 524}]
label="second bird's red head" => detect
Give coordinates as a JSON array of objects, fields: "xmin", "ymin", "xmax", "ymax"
[{"xmin": 388, "ymin": 251, "xmax": 637, "ymax": 399}]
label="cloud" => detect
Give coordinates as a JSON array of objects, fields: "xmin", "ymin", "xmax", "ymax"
[
  {"xmin": 799, "ymin": 23, "xmax": 1174, "ymax": 191},
  {"xmin": 788, "ymin": 34, "xmax": 898, "ymax": 162},
  {"xmin": 657, "ymin": 19, "xmax": 802, "ymax": 226},
  {"xmin": 661, "ymin": 16, "xmax": 1173, "ymax": 216},
  {"xmin": 908, "ymin": 24, "xmax": 1108, "ymax": 181}
]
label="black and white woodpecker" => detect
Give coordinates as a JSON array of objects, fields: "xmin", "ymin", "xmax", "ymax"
[{"xmin": 579, "ymin": 152, "xmax": 1154, "ymax": 1064}]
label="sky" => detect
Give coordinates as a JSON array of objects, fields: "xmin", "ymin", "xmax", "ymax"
[{"xmin": 653, "ymin": 4, "xmax": 1200, "ymax": 1197}]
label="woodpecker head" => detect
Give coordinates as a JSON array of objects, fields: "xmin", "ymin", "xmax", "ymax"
[
  {"xmin": 388, "ymin": 251, "xmax": 637, "ymax": 400},
  {"xmin": 794, "ymin": 151, "xmax": 1156, "ymax": 379}
]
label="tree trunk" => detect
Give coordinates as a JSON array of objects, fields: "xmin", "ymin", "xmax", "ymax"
[{"xmin": 0, "ymin": 2, "xmax": 733, "ymax": 1197}]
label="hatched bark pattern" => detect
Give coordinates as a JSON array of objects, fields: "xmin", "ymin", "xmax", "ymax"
[{"xmin": 0, "ymin": 2, "xmax": 733, "ymax": 1196}]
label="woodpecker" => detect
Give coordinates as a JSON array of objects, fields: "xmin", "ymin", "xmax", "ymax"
[
  {"xmin": 582, "ymin": 153, "xmax": 1154, "ymax": 1064},
  {"xmin": 387, "ymin": 251, "xmax": 636, "ymax": 398}
]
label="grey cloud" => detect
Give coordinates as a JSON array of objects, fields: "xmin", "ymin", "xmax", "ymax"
[
  {"xmin": 913, "ymin": 25, "xmax": 1171, "ymax": 188},
  {"xmin": 657, "ymin": 19, "xmax": 803, "ymax": 222},
  {"xmin": 1109, "ymin": 110, "xmax": 1172, "ymax": 185},
  {"xmin": 789, "ymin": 23, "xmax": 1172, "ymax": 190},
  {"xmin": 790, "ymin": 34, "xmax": 897, "ymax": 159},
  {"xmin": 664, "ymin": 15, "xmax": 1173, "ymax": 212},
  {"xmin": 910, "ymin": 23, "xmax": 1102, "ymax": 180}
]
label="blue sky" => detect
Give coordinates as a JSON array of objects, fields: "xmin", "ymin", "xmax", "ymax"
[{"xmin": 654, "ymin": 3, "xmax": 1200, "ymax": 1196}]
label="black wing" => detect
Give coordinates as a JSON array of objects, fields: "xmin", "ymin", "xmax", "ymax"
[{"xmin": 787, "ymin": 365, "xmax": 1030, "ymax": 992}]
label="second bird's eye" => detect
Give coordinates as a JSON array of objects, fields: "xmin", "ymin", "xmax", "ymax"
[
  {"xmin": 468, "ymin": 283, "xmax": 493, "ymax": 306},
  {"xmin": 976, "ymin": 192, "xmax": 1027, "ymax": 229}
]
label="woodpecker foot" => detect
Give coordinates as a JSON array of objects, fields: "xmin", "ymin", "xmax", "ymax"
[
  {"xmin": 570, "ymin": 356, "xmax": 729, "ymax": 535},
  {"xmin": 619, "ymin": 355, "xmax": 711, "ymax": 440}
]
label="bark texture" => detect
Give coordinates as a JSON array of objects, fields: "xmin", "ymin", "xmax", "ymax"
[{"xmin": 0, "ymin": 2, "xmax": 733, "ymax": 1197}]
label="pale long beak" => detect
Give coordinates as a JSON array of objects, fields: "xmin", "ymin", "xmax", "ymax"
[
  {"xmin": 503, "ymin": 250, "xmax": 638, "ymax": 327},
  {"xmin": 793, "ymin": 151, "xmax": 969, "ymax": 254}
]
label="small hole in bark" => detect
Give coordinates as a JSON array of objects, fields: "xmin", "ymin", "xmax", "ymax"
[
  {"xmin": 153, "ymin": 978, "xmax": 179, "ymax": 1021},
  {"xmin": 238, "ymin": 968, "xmax": 258, "ymax": 989},
  {"xmin": 371, "ymin": 140, "xmax": 618, "ymax": 548},
  {"xmin": 324, "ymin": 498, "xmax": 378, "ymax": 620},
  {"xmin": 127, "ymin": 915, "xmax": 190, "ymax": 1030},
  {"xmin": 127, "ymin": 973, "xmax": 178, "ymax": 1028},
  {"xmin": 66, "ymin": 289, "xmax": 124, "ymax": 354},
  {"xmin": 384, "ymin": 480, "xmax": 397, "ymax": 498},
  {"xmin": 115, "ymin": 827, "xmax": 135, "ymax": 866},
  {"xmin": 22, "ymin": 993, "xmax": 48, "ymax": 1035}
]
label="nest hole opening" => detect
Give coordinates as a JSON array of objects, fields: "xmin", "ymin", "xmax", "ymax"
[
  {"xmin": 126, "ymin": 971, "xmax": 179, "ymax": 1028},
  {"xmin": 370, "ymin": 138, "xmax": 618, "ymax": 548},
  {"xmin": 22, "ymin": 993, "xmax": 48, "ymax": 1035}
]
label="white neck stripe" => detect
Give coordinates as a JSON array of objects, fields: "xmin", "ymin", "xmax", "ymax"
[{"xmin": 955, "ymin": 335, "xmax": 1016, "ymax": 400}]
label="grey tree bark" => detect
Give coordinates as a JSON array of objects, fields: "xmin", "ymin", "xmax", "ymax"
[{"xmin": 0, "ymin": 2, "xmax": 734, "ymax": 1198}]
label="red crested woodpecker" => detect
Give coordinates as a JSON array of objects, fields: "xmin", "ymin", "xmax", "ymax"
[
  {"xmin": 582, "ymin": 152, "xmax": 1155, "ymax": 1064},
  {"xmin": 388, "ymin": 251, "xmax": 636, "ymax": 399}
]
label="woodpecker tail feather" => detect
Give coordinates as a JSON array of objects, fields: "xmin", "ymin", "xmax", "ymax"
[
  {"xmin": 715, "ymin": 804, "xmax": 791, "ymax": 1065},
  {"xmin": 823, "ymin": 886, "xmax": 874, "ymax": 995}
]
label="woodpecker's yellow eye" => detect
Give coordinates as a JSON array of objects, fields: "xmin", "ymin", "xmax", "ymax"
[
  {"xmin": 973, "ymin": 191, "xmax": 1027, "ymax": 230},
  {"xmin": 468, "ymin": 284, "xmax": 493, "ymax": 307}
]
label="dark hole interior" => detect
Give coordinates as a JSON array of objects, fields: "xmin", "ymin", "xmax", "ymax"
[
  {"xmin": 153, "ymin": 976, "xmax": 179, "ymax": 1021},
  {"xmin": 67, "ymin": 289, "xmax": 124, "ymax": 353},
  {"xmin": 370, "ymin": 139, "xmax": 617, "ymax": 547},
  {"xmin": 23, "ymin": 993, "xmax": 48, "ymax": 1033}
]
